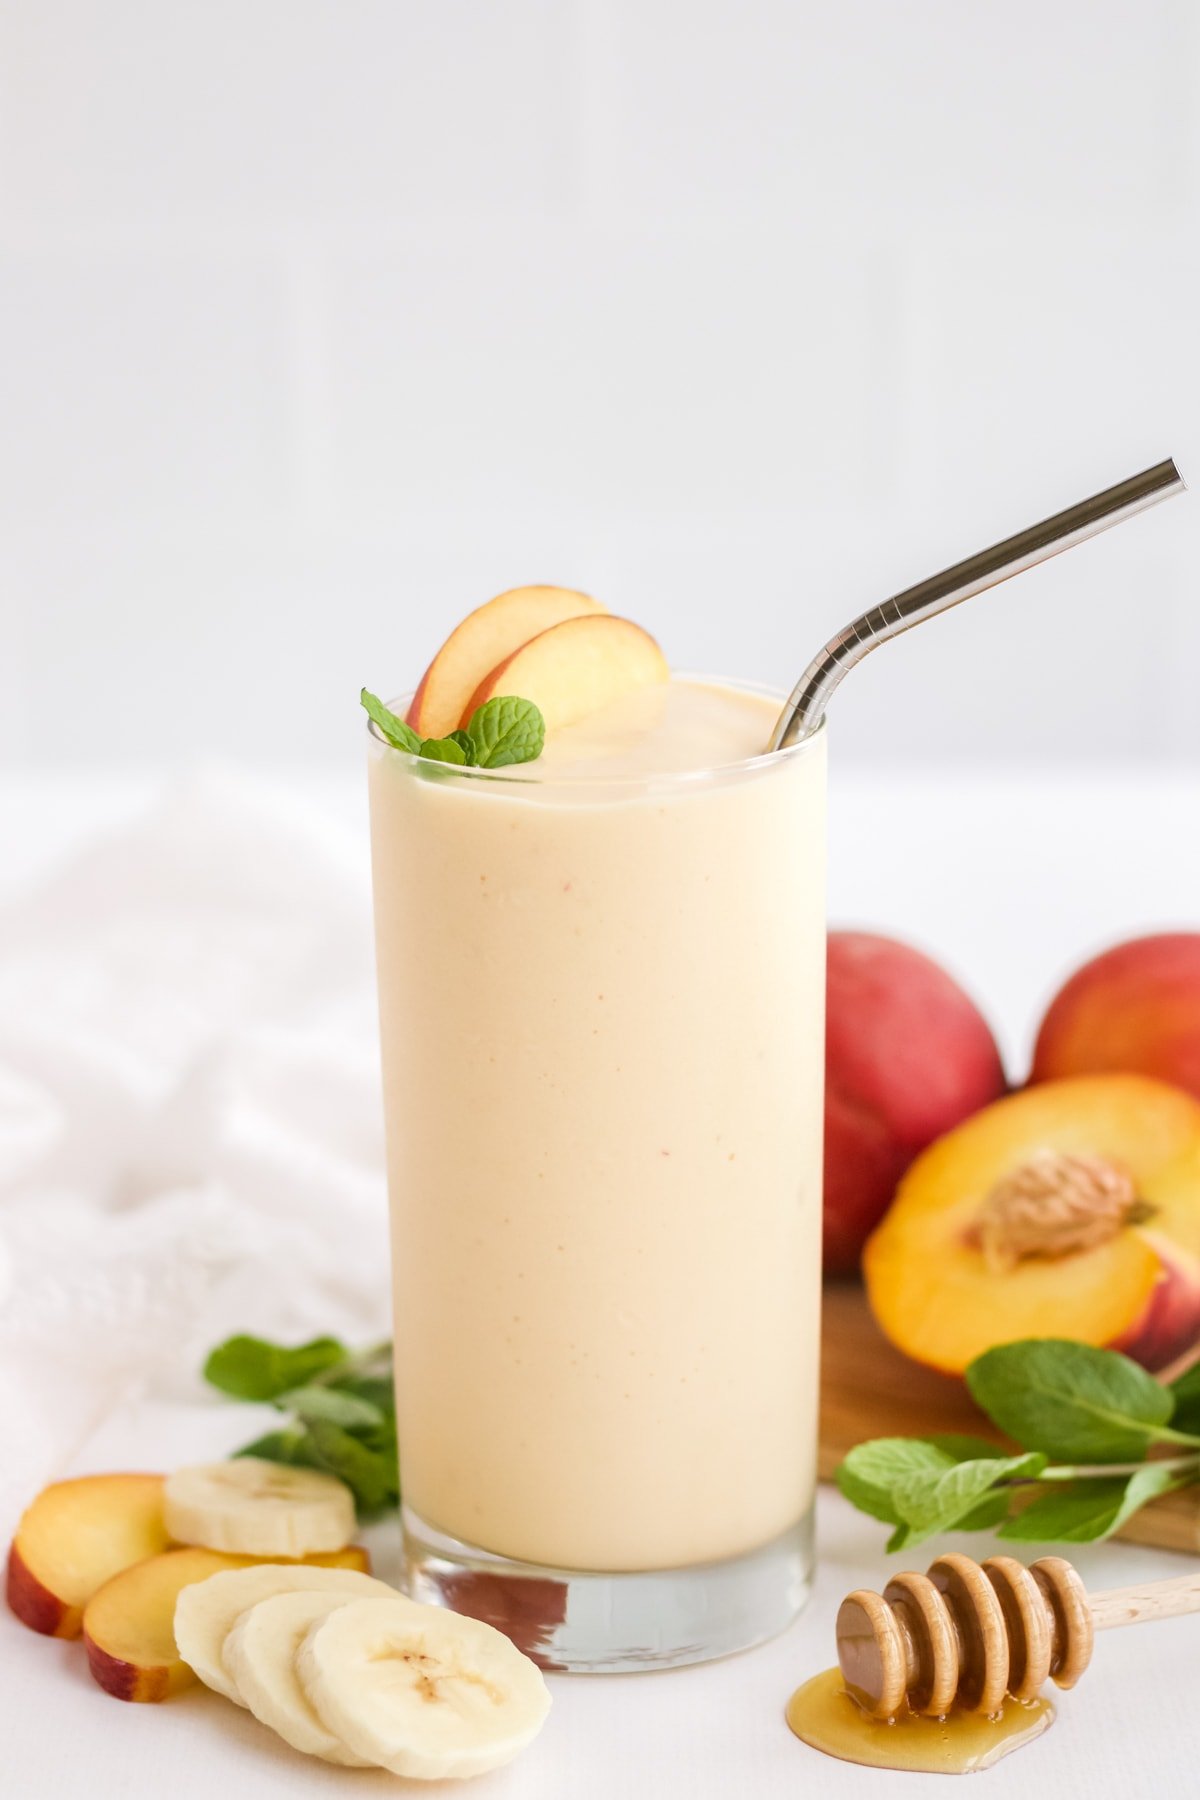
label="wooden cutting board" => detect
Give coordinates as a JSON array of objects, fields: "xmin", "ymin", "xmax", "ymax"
[{"xmin": 819, "ymin": 1281, "xmax": 1200, "ymax": 1554}]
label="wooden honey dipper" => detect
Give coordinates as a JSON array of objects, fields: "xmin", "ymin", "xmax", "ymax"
[{"xmin": 836, "ymin": 1551, "xmax": 1200, "ymax": 1720}]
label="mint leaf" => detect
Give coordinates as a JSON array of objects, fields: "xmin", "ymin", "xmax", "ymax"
[
  {"xmin": 1001, "ymin": 1478, "xmax": 1130, "ymax": 1543},
  {"xmin": 204, "ymin": 1334, "xmax": 347, "ymax": 1402},
  {"xmin": 889, "ymin": 1451, "xmax": 1046, "ymax": 1550},
  {"xmin": 277, "ymin": 1385, "xmax": 386, "ymax": 1431},
  {"xmin": 967, "ymin": 1339, "xmax": 1180, "ymax": 1463},
  {"xmin": 999, "ymin": 1461, "xmax": 1194, "ymax": 1544},
  {"xmin": 418, "ymin": 736, "xmax": 468, "ymax": 765},
  {"xmin": 926, "ymin": 1434, "xmax": 1013, "ymax": 1462},
  {"xmin": 929, "ymin": 1438, "xmax": 1021, "ymax": 1534},
  {"xmin": 958, "ymin": 1490, "xmax": 1014, "ymax": 1533},
  {"xmin": 233, "ymin": 1429, "xmax": 324, "ymax": 1470},
  {"xmin": 448, "ymin": 729, "xmax": 474, "ymax": 757},
  {"xmin": 305, "ymin": 1419, "xmax": 399, "ymax": 1516},
  {"xmin": 465, "ymin": 696, "xmax": 545, "ymax": 769},
  {"xmin": 836, "ymin": 1434, "xmax": 1013, "ymax": 1528},
  {"xmin": 838, "ymin": 1435, "xmax": 1030, "ymax": 1548},
  {"xmin": 361, "ymin": 689, "xmax": 422, "ymax": 754},
  {"xmin": 1168, "ymin": 1363, "xmax": 1200, "ymax": 1436},
  {"xmin": 837, "ymin": 1438, "xmax": 960, "ymax": 1525},
  {"xmin": 329, "ymin": 1374, "xmax": 395, "ymax": 1415},
  {"xmin": 1096, "ymin": 1459, "xmax": 1194, "ymax": 1531}
]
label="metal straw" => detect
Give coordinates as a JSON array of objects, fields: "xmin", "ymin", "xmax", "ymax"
[{"xmin": 770, "ymin": 458, "xmax": 1186, "ymax": 751}]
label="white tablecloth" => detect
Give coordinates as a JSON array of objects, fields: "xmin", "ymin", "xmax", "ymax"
[{"xmin": 2, "ymin": 766, "xmax": 1198, "ymax": 1799}]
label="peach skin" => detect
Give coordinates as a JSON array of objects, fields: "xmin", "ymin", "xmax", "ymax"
[
  {"xmin": 407, "ymin": 585, "xmax": 604, "ymax": 739},
  {"xmin": 823, "ymin": 933, "xmax": 1006, "ymax": 1274},
  {"xmin": 864, "ymin": 1074, "xmax": 1200, "ymax": 1375},
  {"xmin": 1032, "ymin": 932, "xmax": 1200, "ymax": 1101},
  {"xmin": 462, "ymin": 613, "xmax": 669, "ymax": 732}
]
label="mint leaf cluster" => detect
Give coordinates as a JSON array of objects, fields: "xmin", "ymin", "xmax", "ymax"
[
  {"xmin": 204, "ymin": 1334, "xmax": 399, "ymax": 1518},
  {"xmin": 837, "ymin": 1337, "xmax": 1200, "ymax": 1548},
  {"xmin": 361, "ymin": 689, "xmax": 545, "ymax": 769}
]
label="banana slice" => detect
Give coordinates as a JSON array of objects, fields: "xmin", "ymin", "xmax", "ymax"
[
  {"xmin": 164, "ymin": 1459, "xmax": 355, "ymax": 1557},
  {"xmin": 225, "ymin": 1590, "xmax": 406, "ymax": 1764},
  {"xmin": 175, "ymin": 1563, "xmax": 389, "ymax": 1704},
  {"xmin": 297, "ymin": 1597, "xmax": 552, "ymax": 1780}
]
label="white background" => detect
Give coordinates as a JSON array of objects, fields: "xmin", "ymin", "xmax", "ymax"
[{"xmin": 3, "ymin": 0, "xmax": 1200, "ymax": 773}]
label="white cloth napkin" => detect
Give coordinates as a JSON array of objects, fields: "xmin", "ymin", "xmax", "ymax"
[{"xmin": 0, "ymin": 771, "xmax": 393, "ymax": 1524}]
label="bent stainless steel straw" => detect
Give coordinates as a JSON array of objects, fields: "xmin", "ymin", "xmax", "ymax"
[{"xmin": 770, "ymin": 457, "xmax": 1186, "ymax": 751}]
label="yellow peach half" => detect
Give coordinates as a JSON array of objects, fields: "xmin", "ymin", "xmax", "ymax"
[{"xmin": 864, "ymin": 1074, "xmax": 1200, "ymax": 1376}]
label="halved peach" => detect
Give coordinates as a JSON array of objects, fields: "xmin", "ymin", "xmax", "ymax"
[
  {"xmin": 463, "ymin": 613, "xmax": 669, "ymax": 732},
  {"xmin": 6, "ymin": 1474, "xmax": 169, "ymax": 1638},
  {"xmin": 82, "ymin": 1544, "xmax": 372, "ymax": 1702},
  {"xmin": 864, "ymin": 1074, "xmax": 1200, "ymax": 1375},
  {"xmin": 407, "ymin": 585, "xmax": 605, "ymax": 738}
]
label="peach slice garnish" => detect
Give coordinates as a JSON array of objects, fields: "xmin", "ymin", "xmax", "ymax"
[
  {"xmin": 6, "ymin": 1474, "xmax": 170, "ymax": 1638},
  {"xmin": 407, "ymin": 585, "xmax": 605, "ymax": 739},
  {"xmin": 463, "ymin": 614, "xmax": 669, "ymax": 733},
  {"xmin": 864, "ymin": 1074, "xmax": 1200, "ymax": 1375},
  {"xmin": 82, "ymin": 1543, "xmax": 371, "ymax": 1702}
]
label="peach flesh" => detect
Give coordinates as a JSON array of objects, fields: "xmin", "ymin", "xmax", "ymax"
[
  {"xmin": 407, "ymin": 585, "xmax": 604, "ymax": 739},
  {"xmin": 81, "ymin": 1544, "xmax": 372, "ymax": 1702},
  {"xmin": 461, "ymin": 612, "xmax": 669, "ymax": 732},
  {"xmin": 6, "ymin": 1474, "xmax": 169, "ymax": 1638},
  {"xmin": 864, "ymin": 1075, "xmax": 1200, "ymax": 1376}
]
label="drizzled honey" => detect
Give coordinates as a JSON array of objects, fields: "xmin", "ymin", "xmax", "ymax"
[{"xmin": 786, "ymin": 1668, "xmax": 1054, "ymax": 1775}]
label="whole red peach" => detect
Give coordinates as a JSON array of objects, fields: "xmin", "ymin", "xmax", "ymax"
[
  {"xmin": 824, "ymin": 932, "xmax": 1007, "ymax": 1273},
  {"xmin": 1031, "ymin": 932, "xmax": 1200, "ymax": 1101}
]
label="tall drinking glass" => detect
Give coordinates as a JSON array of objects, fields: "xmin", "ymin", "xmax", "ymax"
[{"xmin": 367, "ymin": 680, "xmax": 826, "ymax": 1671}]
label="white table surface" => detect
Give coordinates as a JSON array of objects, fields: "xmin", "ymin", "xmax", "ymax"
[{"xmin": 3, "ymin": 766, "xmax": 1200, "ymax": 1799}]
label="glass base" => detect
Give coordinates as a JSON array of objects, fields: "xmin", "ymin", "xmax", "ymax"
[{"xmin": 400, "ymin": 1504, "xmax": 813, "ymax": 1672}]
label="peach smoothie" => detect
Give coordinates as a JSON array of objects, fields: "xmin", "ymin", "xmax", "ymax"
[{"xmin": 368, "ymin": 676, "xmax": 826, "ymax": 1575}]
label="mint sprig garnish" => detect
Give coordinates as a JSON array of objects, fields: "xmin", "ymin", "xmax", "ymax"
[
  {"xmin": 838, "ymin": 1337, "xmax": 1200, "ymax": 1547},
  {"xmin": 360, "ymin": 689, "xmax": 544, "ymax": 769},
  {"xmin": 205, "ymin": 1333, "xmax": 398, "ymax": 1518}
]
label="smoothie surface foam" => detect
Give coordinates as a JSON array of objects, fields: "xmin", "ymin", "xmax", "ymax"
[{"xmin": 493, "ymin": 678, "xmax": 779, "ymax": 781}]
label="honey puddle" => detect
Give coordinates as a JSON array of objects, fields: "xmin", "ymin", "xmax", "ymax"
[{"xmin": 786, "ymin": 1669, "xmax": 1055, "ymax": 1775}]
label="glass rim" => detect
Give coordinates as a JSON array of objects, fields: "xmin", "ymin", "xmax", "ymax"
[{"xmin": 365, "ymin": 673, "xmax": 827, "ymax": 790}]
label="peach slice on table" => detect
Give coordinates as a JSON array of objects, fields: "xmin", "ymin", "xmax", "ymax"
[
  {"xmin": 864, "ymin": 1074, "xmax": 1200, "ymax": 1376},
  {"xmin": 6, "ymin": 1474, "xmax": 169, "ymax": 1638},
  {"xmin": 463, "ymin": 614, "xmax": 669, "ymax": 733},
  {"xmin": 82, "ymin": 1544, "xmax": 372, "ymax": 1702},
  {"xmin": 407, "ymin": 585, "xmax": 605, "ymax": 739}
]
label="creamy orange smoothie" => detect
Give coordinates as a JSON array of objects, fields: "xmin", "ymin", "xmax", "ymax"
[{"xmin": 368, "ymin": 677, "xmax": 825, "ymax": 1575}]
